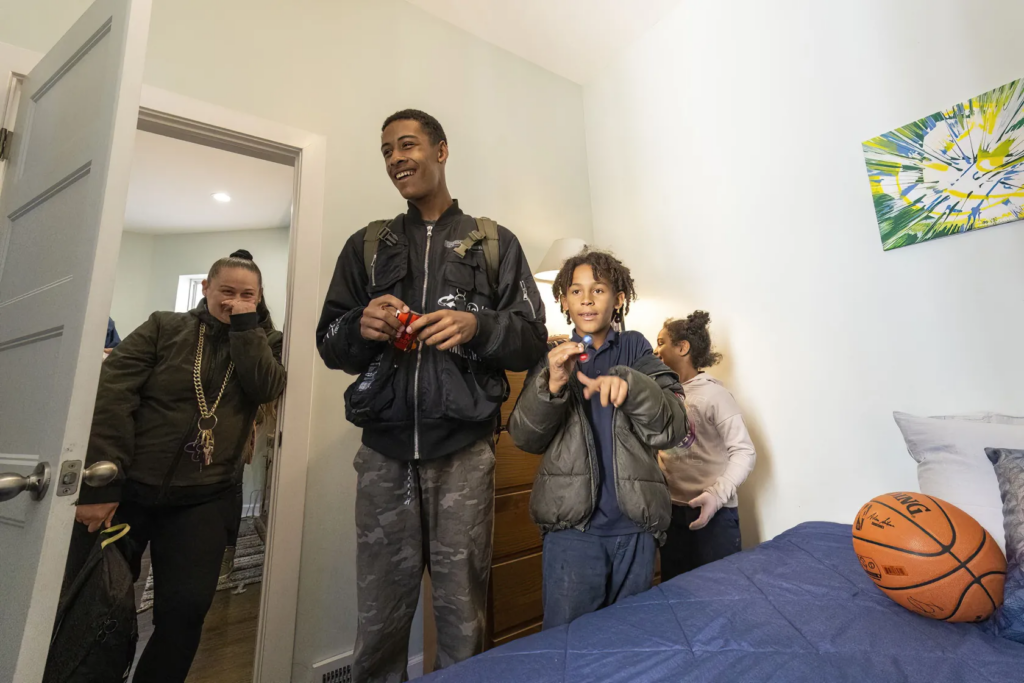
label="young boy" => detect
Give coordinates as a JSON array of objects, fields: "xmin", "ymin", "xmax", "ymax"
[{"xmin": 508, "ymin": 249, "xmax": 689, "ymax": 628}]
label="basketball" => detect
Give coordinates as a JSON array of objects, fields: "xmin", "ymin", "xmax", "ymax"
[{"xmin": 852, "ymin": 492, "xmax": 1006, "ymax": 622}]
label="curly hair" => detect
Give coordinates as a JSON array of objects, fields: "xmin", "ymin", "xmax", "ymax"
[
  {"xmin": 663, "ymin": 310, "xmax": 722, "ymax": 370},
  {"xmin": 551, "ymin": 248, "xmax": 637, "ymax": 322},
  {"xmin": 382, "ymin": 109, "xmax": 447, "ymax": 146}
]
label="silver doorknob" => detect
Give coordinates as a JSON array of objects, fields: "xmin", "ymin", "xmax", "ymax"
[
  {"xmin": 0, "ymin": 462, "xmax": 51, "ymax": 503},
  {"xmin": 83, "ymin": 461, "xmax": 119, "ymax": 488}
]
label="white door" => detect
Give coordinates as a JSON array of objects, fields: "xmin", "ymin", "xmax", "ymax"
[{"xmin": 0, "ymin": 1, "xmax": 150, "ymax": 681}]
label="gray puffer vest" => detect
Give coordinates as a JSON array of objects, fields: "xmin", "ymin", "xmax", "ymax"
[{"xmin": 508, "ymin": 352, "xmax": 688, "ymax": 543}]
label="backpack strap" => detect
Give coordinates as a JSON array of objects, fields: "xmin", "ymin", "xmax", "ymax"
[
  {"xmin": 101, "ymin": 523, "xmax": 131, "ymax": 549},
  {"xmin": 363, "ymin": 219, "xmax": 395, "ymax": 281},
  {"xmin": 475, "ymin": 217, "xmax": 500, "ymax": 291},
  {"xmin": 452, "ymin": 217, "xmax": 500, "ymax": 291}
]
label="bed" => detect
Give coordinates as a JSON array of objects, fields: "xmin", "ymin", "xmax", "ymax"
[{"xmin": 422, "ymin": 522, "xmax": 1024, "ymax": 683}]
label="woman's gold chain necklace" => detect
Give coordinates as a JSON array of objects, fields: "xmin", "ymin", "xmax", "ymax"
[{"xmin": 190, "ymin": 323, "xmax": 234, "ymax": 467}]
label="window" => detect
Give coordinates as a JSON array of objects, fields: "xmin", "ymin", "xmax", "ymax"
[{"xmin": 175, "ymin": 274, "xmax": 207, "ymax": 312}]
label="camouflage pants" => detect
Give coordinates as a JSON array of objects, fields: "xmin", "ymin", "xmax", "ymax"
[{"xmin": 352, "ymin": 439, "xmax": 495, "ymax": 683}]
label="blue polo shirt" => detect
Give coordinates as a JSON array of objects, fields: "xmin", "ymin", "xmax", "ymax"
[{"xmin": 573, "ymin": 327, "xmax": 654, "ymax": 536}]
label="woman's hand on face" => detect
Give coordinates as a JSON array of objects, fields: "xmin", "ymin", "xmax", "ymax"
[{"xmin": 223, "ymin": 299, "xmax": 258, "ymax": 316}]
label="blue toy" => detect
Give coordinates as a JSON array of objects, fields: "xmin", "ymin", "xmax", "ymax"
[{"xmin": 580, "ymin": 334, "xmax": 593, "ymax": 362}]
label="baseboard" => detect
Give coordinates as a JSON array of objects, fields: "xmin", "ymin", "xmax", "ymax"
[
  {"xmin": 242, "ymin": 503, "xmax": 260, "ymax": 518},
  {"xmin": 408, "ymin": 653, "xmax": 424, "ymax": 679},
  {"xmin": 311, "ymin": 651, "xmax": 425, "ymax": 680}
]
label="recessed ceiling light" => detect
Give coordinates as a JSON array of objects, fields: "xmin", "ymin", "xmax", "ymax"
[{"xmin": 212, "ymin": 192, "xmax": 231, "ymax": 203}]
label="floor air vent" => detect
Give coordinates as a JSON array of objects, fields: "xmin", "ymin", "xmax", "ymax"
[{"xmin": 312, "ymin": 653, "xmax": 353, "ymax": 683}]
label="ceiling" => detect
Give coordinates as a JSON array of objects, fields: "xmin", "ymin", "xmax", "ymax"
[
  {"xmin": 404, "ymin": 0, "xmax": 683, "ymax": 84},
  {"xmin": 124, "ymin": 130, "xmax": 293, "ymax": 234}
]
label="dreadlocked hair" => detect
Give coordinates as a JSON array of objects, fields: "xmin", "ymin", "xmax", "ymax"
[
  {"xmin": 663, "ymin": 310, "xmax": 722, "ymax": 370},
  {"xmin": 551, "ymin": 248, "xmax": 637, "ymax": 323}
]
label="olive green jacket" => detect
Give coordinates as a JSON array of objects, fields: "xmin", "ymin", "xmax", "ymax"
[{"xmin": 80, "ymin": 301, "xmax": 285, "ymax": 504}]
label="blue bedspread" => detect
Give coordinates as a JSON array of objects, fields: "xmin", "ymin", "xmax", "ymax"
[{"xmin": 423, "ymin": 522, "xmax": 1024, "ymax": 683}]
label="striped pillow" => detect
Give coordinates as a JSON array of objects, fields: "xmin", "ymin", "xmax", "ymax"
[{"xmin": 986, "ymin": 448, "xmax": 1024, "ymax": 643}]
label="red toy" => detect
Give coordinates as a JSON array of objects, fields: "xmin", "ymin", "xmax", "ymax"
[
  {"xmin": 394, "ymin": 310, "xmax": 422, "ymax": 351},
  {"xmin": 579, "ymin": 334, "xmax": 593, "ymax": 362}
]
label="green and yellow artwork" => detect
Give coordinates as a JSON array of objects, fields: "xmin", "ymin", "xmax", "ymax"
[{"xmin": 863, "ymin": 78, "xmax": 1024, "ymax": 250}]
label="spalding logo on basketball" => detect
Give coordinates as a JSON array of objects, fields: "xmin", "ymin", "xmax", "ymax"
[{"xmin": 853, "ymin": 492, "xmax": 1006, "ymax": 622}]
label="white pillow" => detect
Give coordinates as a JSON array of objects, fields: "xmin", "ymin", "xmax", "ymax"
[
  {"xmin": 931, "ymin": 412, "xmax": 1024, "ymax": 426},
  {"xmin": 893, "ymin": 412, "xmax": 1024, "ymax": 554}
]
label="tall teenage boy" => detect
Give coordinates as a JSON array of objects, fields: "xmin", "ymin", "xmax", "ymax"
[{"xmin": 317, "ymin": 109, "xmax": 547, "ymax": 680}]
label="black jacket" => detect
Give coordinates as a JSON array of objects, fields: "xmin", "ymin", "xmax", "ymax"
[
  {"xmin": 317, "ymin": 200, "xmax": 548, "ymax": 461},
  {"xmin": 80, "ymin": 302, "xmax": 286, "ymax": 505}
]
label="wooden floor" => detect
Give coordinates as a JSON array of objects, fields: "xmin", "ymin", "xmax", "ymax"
[{"xmin": 133, "ymin": 582, "xmax": 262, "ymax": 683}]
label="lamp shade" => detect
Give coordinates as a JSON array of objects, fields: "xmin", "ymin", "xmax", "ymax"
[{"xmin": 534, "ymin": 237, "xmax": 587, "ymax": 283}]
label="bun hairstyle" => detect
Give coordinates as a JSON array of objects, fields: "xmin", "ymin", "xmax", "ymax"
[
  {"xmin": 209, "ymin": 249, "xmax": 262, "ymax": 286},
  {"xmin": 207, "ymin": 249, "xmax": 275, "ymax": 328},
  {"xmin": 663, "ymin": 310, "xmax": 721, "ymax": 370}
]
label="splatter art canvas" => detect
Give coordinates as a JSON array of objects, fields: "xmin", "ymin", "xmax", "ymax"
[{"xmin": 863, "ymin": 78, "xmax": 1024, "ymax": 251}]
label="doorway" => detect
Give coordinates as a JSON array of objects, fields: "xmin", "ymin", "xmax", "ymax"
[{"xmin": 106, "ymin": 126, "xmax": 293, "ymax": 682}]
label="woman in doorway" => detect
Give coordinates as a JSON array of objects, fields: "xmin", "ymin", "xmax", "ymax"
[{"xmin": 75, "ymin": 249, "xmax": 286, "ymax": 683}]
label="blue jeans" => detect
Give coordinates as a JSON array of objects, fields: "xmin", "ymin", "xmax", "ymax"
[{"xmin": 541, "ymin": 529, "xmax": 656, "ymax": 630}]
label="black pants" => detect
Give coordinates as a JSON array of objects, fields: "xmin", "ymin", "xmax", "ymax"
[
  {"xmin": 660, "ymin": 505, "xmax": 742, "ymax": 582},
  {"xmin": 226, "ymin": 480, "xmax": 244, "ymax": 548},
  {"xmin": 69, "ymin": 489, "xmax": 234, "ymax": 683}
]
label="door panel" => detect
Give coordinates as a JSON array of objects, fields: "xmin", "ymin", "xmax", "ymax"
[
  {"xmin": 0, "ymin": 332, "xmax": 63, "ymax": 454},
  {"xmin": 4, "ymin": 178, "xmax": 94, "ymax": 298},
  {"xmin": 0, "ymin": 2, "xmax": 150, "ymax": 680}
]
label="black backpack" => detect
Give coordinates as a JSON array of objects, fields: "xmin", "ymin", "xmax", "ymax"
[
  {"xmin": 363, "ymin": 216, "xmax": 501, "ymax": 290},
  {"xmin": 44, "ymin": 524, "xmax": 138, "ymax": 683}
]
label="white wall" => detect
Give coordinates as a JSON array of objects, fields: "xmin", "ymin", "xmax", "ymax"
[
  {"xmin": 110, "ymin": 227, "xmax": 290, "ymax": 336},
  {"xmin": 109, "ymin": 226, "xmax": 290, "ymax": 511},
  {"xmin": 0, "ymin": 1, "xmax": 593, "ymax": 677},
  {"xmin": 583, "ymin": 0, "xmax": 1024, "ymax": 547},
  {"xmin": 109, "ymin": 231, "xmax": 155, "ymax": 337},
  {"xmin": 147, "ymin": 227, "xmax": 289, "ymax": 328}
]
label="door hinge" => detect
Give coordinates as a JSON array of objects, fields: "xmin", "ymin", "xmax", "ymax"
[{"xmin": 0, "ymin": 128, "xmax": 10, "ymax": 161}]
